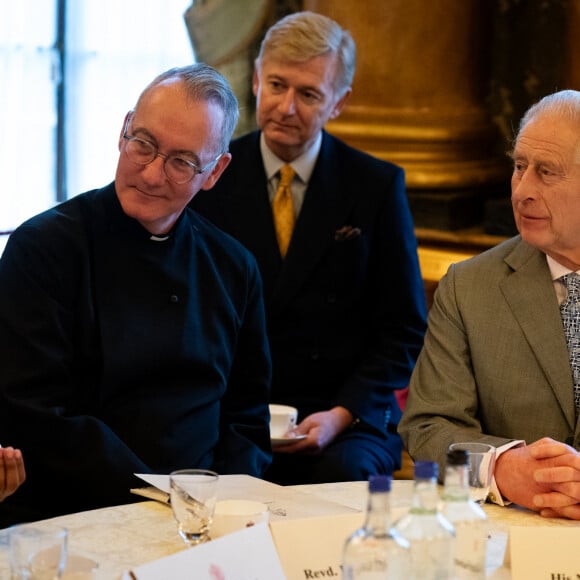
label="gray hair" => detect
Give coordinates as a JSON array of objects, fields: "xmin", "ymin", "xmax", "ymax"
[
  {"xmin": 256, "ymin": 11, "xmax": 356, "ymax": 98},
  {"xmin": 137, "ymin": 63, "xmax": 239, "ymax": 155},
  {"xmin": 517, "ymin": 89, "xmax": 580, "ymax": 139}
]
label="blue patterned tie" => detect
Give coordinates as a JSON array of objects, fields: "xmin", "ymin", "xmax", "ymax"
[{"xmin": 560, "ymin": 273, "xmax": 580, "ymax": 411}]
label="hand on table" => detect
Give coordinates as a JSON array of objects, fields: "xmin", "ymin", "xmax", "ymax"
[
  {"xmin": 495, "ymin": 437, "xmax": 580, "ymax": 519},
  {"xmin": 0, "ymin": 446, "xmax": 26, "ymax": 501},
  {"xmin": 274, "ymin": 406, "xmax": 353, "ymax": 454}
]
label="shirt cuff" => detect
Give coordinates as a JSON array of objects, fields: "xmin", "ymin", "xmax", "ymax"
[{"xmin": 488, "ymin": 440, "xmax": 525, "ymax": 506}]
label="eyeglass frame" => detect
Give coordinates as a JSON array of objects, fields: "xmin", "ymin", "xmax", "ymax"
[{"xmin": 121, "ymin": 113, "xmax": 223, "ymax": 184}]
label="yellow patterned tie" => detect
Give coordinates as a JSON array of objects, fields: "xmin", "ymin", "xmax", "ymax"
[{"xmin": 272, "ymin": 164, "xmax": 296, "ymax": 257}]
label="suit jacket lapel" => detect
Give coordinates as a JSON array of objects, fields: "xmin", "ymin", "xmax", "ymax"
[
  {"xmin": 501, "ymin": 241, "xmax": 576, "ymax": 430},
  {"xmin": 271, "ymin": 133, "xmax": 355, "ymax": 311}
]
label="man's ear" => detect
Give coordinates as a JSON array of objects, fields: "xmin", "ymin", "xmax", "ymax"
[
  {"xmin": 118, "ymin": 111, "xmax": 133, "ymax": 151},
  {"xmin": 200, "ymin": 153, "xmax": 232, "ymax": 191},
  {"xmin": 252, "ymin": 64, "xmax": 260, "ymax": 98},
  {"xmin": 119, "ymin": 111, "xmax": 135, "ymax": 151},
  {"xmin": 329, "ymin": 88, "xmax": 352, "ymax": 120}
]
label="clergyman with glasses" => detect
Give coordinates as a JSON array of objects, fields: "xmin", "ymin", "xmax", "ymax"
[{"xmin": 0, "ymin": 63, "xmax": 272, "ymax": 526}]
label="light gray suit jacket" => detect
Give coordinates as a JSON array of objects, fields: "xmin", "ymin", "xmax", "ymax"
[{"xmin": 399, "ymin": 235, "xmax": 580, "ymax": 472}]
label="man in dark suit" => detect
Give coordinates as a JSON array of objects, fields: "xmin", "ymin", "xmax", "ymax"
[
  {"xmin": 0, "ymin": 64, "xmax": 271, "ymax": 525},
  {"xmin": 192, "ymin": 11, "xmax": 427, "ymax": 484}
]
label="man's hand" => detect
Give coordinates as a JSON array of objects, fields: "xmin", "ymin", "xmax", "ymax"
[
  {"xmin": 0, "ymin": 446, "xmax": 26, "ymax": 502},
  {"xmin": 274, "ymin": 406, "xmax": 353, "ymax": 454},
  {"xmin": 495, "ymin": 437, "xmax": 580, "ymax": 519}
]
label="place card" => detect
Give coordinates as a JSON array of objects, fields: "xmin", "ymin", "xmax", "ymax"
[
  {"xmin": 507, "ymin": 525, "xmax": 580, "ymax": 578},
  {"xmin": 122, "ymin": 523, "xmax": 285, "ymax": 580},
  {"xmin": 270, "ymin": 512, "xmax": 365, "ymax": 579}
]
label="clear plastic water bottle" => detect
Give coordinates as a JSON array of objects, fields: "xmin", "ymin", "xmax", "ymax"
[
  {"xmin": 393, "ymin": 460, "xmax": 455, "ymax": 579},
  {"xmin": 441, "ymin": 448, "xmax": 488, "ymax": 579},
  {"xmin": 342, "ymin": 475, "xmax": 411, "ymax": 579}
]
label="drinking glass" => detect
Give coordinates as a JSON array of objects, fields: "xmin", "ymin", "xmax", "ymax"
[
  {"xmin": 169, "ymin": 469, "xmax": 219, "ymax": 546},
  {"xmin": 9, "ymin": 525, "xmax": 68, "ymax": 579},
  {"xmin": 448, "ymin": 442, "xmax": 496, "ymax": 504}
]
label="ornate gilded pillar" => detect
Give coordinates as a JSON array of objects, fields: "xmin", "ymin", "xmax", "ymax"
[
  {"xmin": 565, "ymin": 1, "xmax": 580, "ymax": 89},
  {"xmin": 304, "ymin": 0, "xmax": 509, "ymax": 229}
]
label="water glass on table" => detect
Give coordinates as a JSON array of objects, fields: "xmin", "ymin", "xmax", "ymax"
[
  {"xmin": 448, "ymin": 442, "xmax": 496, "ymax": 504},
  {"xmin": 9, "ymin": 524, "xmax": 68, "ymax": 579},
  {"xmin": 169, "ymin": 469, "xmax": 219, "ymax": 546}
]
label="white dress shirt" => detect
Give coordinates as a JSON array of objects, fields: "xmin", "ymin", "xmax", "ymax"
[{"xmin": 259, "ymin": 131, "xmax": 322, "ymax": 218}]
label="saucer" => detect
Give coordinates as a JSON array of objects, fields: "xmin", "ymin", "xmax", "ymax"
[{"xmin": 271, "ymin": 434, "xmax": 307, "ymax": 447}]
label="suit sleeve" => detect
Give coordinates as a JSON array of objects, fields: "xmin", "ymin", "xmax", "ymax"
[
  {"xmin": 212, "ymin": 256, "xmax": 272, "ymax": 477},
  {"xmin": 398, "ymin": 263, "xmax": 513, "ymax": 476},
  {"xmin": 0, "ymin": 223, "xmax": 151, "ymax": 516}
]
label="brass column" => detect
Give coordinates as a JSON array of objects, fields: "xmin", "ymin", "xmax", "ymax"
[
  {"xmin": 565, "ymin": 1, "xmax": 580, "ymax": 89},
  {"xmin": 304, "ymin": 0, "xmax": 509, "ymax": 228}
]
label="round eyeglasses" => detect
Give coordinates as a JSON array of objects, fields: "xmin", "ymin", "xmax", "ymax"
[{"xmin": 122, "ymin": 124, "xmax": 222, "ymax": 185}]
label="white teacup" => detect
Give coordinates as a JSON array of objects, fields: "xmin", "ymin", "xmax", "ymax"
[
  {"xmin": 211, "ymin": 500, "xmax": 269, "ymax": 539},
  {"xmin": 268, "ymin": 404, "xmax": 298, "ymax": 438}
]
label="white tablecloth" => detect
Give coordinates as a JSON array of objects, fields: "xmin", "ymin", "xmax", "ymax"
[{"xmin": 0, "ymin": 478, "xmax": 577, "ymax": 579}]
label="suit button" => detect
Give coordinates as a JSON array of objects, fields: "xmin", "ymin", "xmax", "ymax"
[{"xmin": 169, "ymin": 294, "xmax": 179, "ymax": 303}]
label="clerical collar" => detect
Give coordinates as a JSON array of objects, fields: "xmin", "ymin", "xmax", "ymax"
[{"xmin": 149, "ymin": 234, "xmax": 171, "ymax": 242}]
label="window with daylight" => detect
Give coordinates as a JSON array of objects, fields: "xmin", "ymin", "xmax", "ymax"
[{"xmin": 0, "ymin": 0, "xmax": 193, "ymax": 255}]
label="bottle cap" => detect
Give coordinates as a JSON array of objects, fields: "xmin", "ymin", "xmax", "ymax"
[
  {"xmin": 414, "ymin": 460, "xmax": 438, "ymax": 479},
  {"xmin": 368, "ymin": 474, "xmax": 392, "ymax": 492},
  {"xmin": 447, "ymin": 449, "xmax": 469, "ymax": 466}
]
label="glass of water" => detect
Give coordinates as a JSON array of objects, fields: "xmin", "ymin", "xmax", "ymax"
[
  {"xmin": 169, "ymin": 469, "xmax": 219, "ymax": 546},
  {"xmin": 448, "ymin": 442, "xmax": 496, "ymax": 504},
  {"xmin": 9, "ymin": 524, "xmax": 68, "ymax": 579}
]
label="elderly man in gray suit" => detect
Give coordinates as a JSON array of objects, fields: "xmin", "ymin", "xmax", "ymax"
[{"xmin": 399, "ymin": 89, "xmax": 580, "ymax": 520}]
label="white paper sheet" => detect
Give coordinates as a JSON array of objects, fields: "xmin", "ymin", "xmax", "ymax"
[
  {"xmin": 134, "ymin": 473, "xmax": 357, "ymax": 521},
  {"xmin": 122, "ymin": 523, "xmax": 285, "ymax": 580}
]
